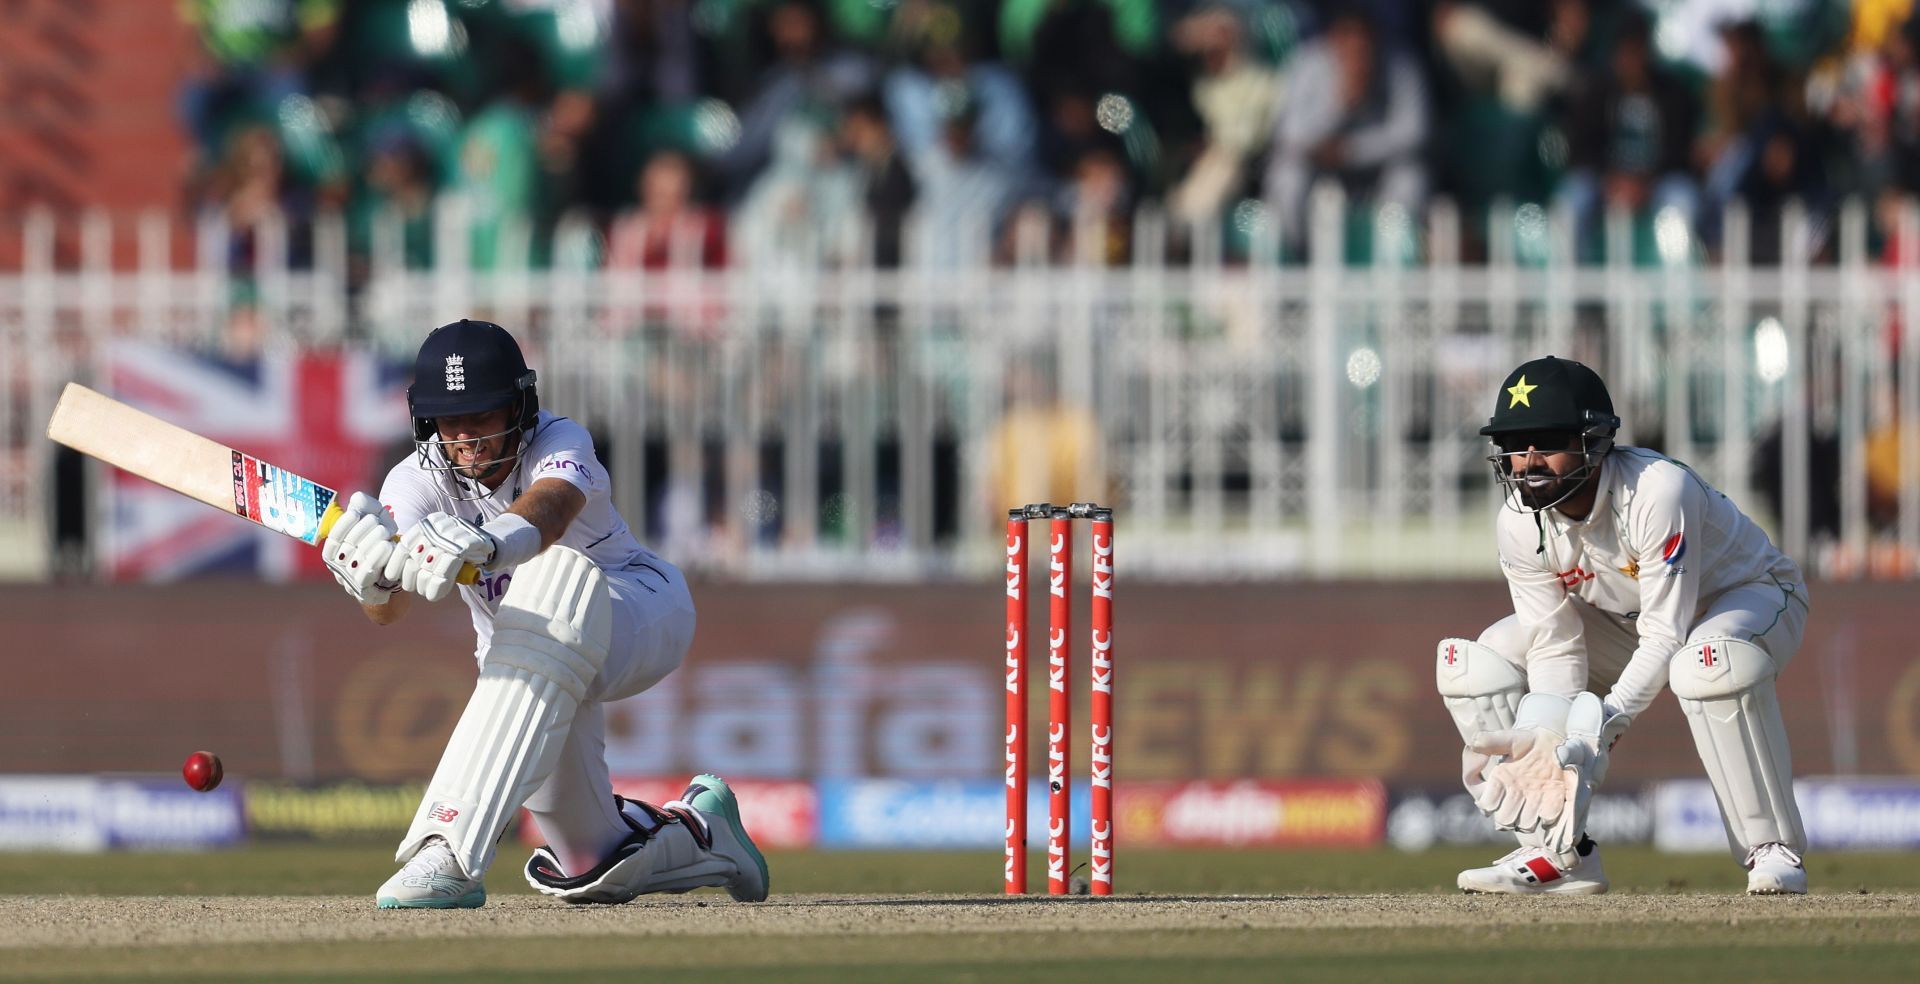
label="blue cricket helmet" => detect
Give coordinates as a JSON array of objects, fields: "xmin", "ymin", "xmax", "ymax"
[{"xmin": 407, "ymin": 319, "xmax": 539, "ymax": 441}]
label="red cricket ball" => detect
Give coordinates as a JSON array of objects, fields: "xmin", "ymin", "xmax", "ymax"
[{"xmin": 182, "ymin": 750, "xmax": 224, "ymax": 792}]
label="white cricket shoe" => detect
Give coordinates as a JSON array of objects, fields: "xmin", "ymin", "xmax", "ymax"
[
  {"xmin": 376, "ymin": 835, "xmax": 486, "ymax": 909},
  {"xmin": 682, "ymin": 774, "xmax": 770, "ymax": 902},
  {"xmin": 1458, "ymin": 838, "xmax": 1608, "ymax": 895},
  {"xmin": 1745, "ymin": 843, "xmax": 1807, "ymax": 895}
]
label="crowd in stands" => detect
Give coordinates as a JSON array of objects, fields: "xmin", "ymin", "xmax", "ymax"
[{"xmin": 178, "ymin": 0, "xmax": 1920, "ymax": 269}]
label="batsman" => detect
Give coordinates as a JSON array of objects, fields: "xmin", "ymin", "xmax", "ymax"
[
  {"xmin": 1438, "ymin": 356, "xmax": 1810, "ymax": 895},
  {"xmin": 322, "ymin": 318, "xmax": 769, "ymax": 908}
]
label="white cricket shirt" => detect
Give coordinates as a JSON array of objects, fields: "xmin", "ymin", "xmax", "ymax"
[
  {"xmin": 1494, "ymin": 446, "xmax": 1804, "ymax": 717},
  {"xmin": 379, "ymin": 410, "xmax": 666, "ymax": 657}
]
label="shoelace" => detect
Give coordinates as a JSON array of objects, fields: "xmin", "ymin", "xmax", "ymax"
[
  {"xmin": 401, "ymin": 841, "xmax": 458, "ymax": 880},
  {"xmin": 1744, "ymin": 843, "xmax": 1803, "ymax": 869}
]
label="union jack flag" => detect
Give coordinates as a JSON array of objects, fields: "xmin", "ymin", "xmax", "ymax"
[{"xmin": 101, "ymin": 341, "xmax": 411, "ymax": 582}]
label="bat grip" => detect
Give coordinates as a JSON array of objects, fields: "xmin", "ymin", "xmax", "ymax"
[{"xmin": 314, "ymin": 501, "xmax": 483, "ymax": 586}]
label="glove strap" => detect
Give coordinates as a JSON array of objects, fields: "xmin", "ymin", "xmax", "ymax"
[{"xmin": 480, "ymin": 513, "xmax": 542, "ymax": 571}]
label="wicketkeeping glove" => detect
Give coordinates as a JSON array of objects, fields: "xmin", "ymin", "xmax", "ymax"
[{"xmin": 1465, "ymin": 693, "xmax": 1579, "ymax": 860}]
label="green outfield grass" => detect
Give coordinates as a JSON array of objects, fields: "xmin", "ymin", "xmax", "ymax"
[{"xmin": 2, "ymin": 846, "xmax": 1918, "ymax": 982}]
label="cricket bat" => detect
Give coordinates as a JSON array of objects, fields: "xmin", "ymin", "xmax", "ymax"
[{"xmin": 46, "ymin": 382, "xmax": 478, "ymax": 585}]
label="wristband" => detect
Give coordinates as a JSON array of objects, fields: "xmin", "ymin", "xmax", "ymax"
[{"xmin": 480, "ymin": 513, "xmax": 542, "ymax": 571}]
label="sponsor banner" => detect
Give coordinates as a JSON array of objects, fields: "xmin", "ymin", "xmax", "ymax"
[
  {"xmin": 245, "ymin": 782, "xmax": 428, "ymax": 841},
  {"xmin": 1388, "ymin": 788, "xmax": 1654, "ymax": 851},
  {"xmin": 1119, "ymin": 780, "xmax": 1385, "ymax": 848},
  {"xmin": 820, "ymin": 779, "xmax": 1013, "ymax": 849},
  {"xmin": 818, "ymin": 779, "xmax": 1097, "ymax": 849},
  {"xmin": 8, "ymin": 580, "xmax": 1920, "ymax": 787},
  {"xmin": 1798, "ymin": 778, "xmax": 1920, "ymax": 849},
  {"xmin": 0, "ymin": 776, "xmax": 244, "ymax": 852},
  {"xmin": 0, "ymin": 776, "xmax": 108, "ymax": 852},
  {"xmin": 1657, "ymin": 777, "xmax": 1920, "ymax": 852},
  {"xmin": 515, "ymin": 778, "xmax": 818, "ymax": 850},
  {"xmin": 96, "ymin": 779, "xmax": 245, "ymax": 849}
]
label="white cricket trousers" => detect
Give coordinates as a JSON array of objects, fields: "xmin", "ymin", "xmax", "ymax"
[
  {"xmin": 520, "ymin": 560, "xmax": 697, "ymax": 873},
  {"xmin": 1476, "ymin": 575, "xmax": 1808, "ymax": 698}
]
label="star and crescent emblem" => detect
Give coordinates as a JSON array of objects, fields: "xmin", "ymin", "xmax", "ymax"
[{"xmin": 1506, "ymin": 375, "xmax": 1537, "ymax": 408}]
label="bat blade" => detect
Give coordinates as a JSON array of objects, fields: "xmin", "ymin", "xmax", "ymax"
[{"xmin": 47, "ymin": 382, "xmax": 478, "ymax": 584}]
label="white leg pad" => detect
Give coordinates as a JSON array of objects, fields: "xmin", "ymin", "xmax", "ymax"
[
  {"xmin": 1668, "ymin": 637, "xmax": 1806, "ymax": 856},
  {"xmin": 397, "ymin": 546, "xmax": 612, "ymax": 878},
  {"xmin": 524, "ymin": 798, "xmax": 735, "ymax": 904},
  {"xmin": 1436, "ymin": 638, "xmax": 1526, "ymax": 743}
]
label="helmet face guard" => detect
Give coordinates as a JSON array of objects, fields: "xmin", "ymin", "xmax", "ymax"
[
  {"xmin": 1485, "ymin": 410, "xmax": 1619, "ymax": 513},
  {"xmin": 405, "ymin": 319, "xmax": 540, "ymax": 501},
  {"xmin": 412, "ymin": 401, "xmax": 534, "ymax": 502}
]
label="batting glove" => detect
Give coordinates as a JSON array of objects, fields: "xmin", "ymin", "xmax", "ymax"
[
  {"xmin": 384, "ymin": 511, "xmax": 494, "ymax": 603},
  {"xmin": 322, "ymin": 492, "xmax": 400, "ymax": 605}
]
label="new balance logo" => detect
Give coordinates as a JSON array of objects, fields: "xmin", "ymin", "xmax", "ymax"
[{"xmin": 428, "ymin": 803, "xmax": 459, "ymax": 824}]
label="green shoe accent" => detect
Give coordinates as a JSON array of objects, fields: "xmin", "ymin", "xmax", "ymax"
[
  {"xmin": 686, "ymin": 773, "xmax": 769, "ymax": 901},
  {"xmin": 376, "ymin": 886, "xmax": 486, "ymax": 909}
]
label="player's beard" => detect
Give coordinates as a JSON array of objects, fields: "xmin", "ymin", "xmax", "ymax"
[{"xmin": 1512, "ymin": 467, "xmax": 1571, "ymax": 510}]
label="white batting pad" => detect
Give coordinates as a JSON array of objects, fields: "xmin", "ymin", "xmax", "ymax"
[
  {"xmin": 1435, "ymin": 637, "xmax": 1526, "ymax": 743},
  {"xmin": 1667, "ymin": 637, "xmax": 1806, "ymax": 856},
  {"xmin": 396, "ymin": 546, "xmax": 612, "ymax": 877}
]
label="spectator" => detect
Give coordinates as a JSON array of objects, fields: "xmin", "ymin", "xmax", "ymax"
[
  {"xmin": 1168, "ymin": 4, "xmax": 1281, "ymax": 227},
  {"xmin": 1263, "ymin": 11, "xmax": 1429, "ymax": 251},
  {"xmin": 1699, "ymin": 20, "xmax": 1788, "ymax": 235},
  {"xmin": 1815, "ymin": 12, "xmax": 1920, "ymax": 208},
  {"xmin": 1431, "ymin": 0, "xmax": 1582, "ymax": 115},
  {"xmin": 603, "ymin": 0, "xmax": 703, "ymax": 106},
  {"xmin": 838, "ymin": 96, "xmax": 918, "ymax": 268},
  {"xmin": 1556, "ymin": 13, "xmax": 1701, "ymax": 262},
  {"xmin": 197, "ymin": 125, "xmax": 291, "ymax": 253},
  {"xmin": 607, "ymin": 149, "xmax": 728, "ymax": 270},
  {"xmin": 909, "ymin": 94, "xmax": 1025, "ymax": 268},
  {"xmin": 1055, "ymin": 146, "xmax": 1134, "ymax": 265},
  {"xmin": 886, "ymin": 20, "xmax": 1038, "ymax": 181},
  {"xmin": 983, "ymin": 362, "xmax": 1105, "ymax": 522},
  {"xmin": 719, "ymin": 1, "xmax": 876, "ymax": 198},
  {"xmin": 179, "ymin": 0, "xmax": 340, "ymax": 157},
  {"xmin": 1696, "ymin": 21, "xmax": 1831, "ymax": 263},
  {"xmin": 449, "ymin": 41, "xmax": 551, "ymax": 270},
  {"xmin": 195, "ymin": 124, "xmax": 295, "ymax": 358},
  {"xmin": 347, "ymin": 127, "xmax": 438, "ymax": 279},
  {"xmin": 735, "ymin": 117, "xmax": 861, "ymax": 267},
  {"xmin": 1016, "ymin": 0, "xmax": 1148, "ymax": 112}
]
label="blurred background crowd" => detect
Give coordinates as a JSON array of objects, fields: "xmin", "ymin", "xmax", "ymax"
[{"xmin": 178, "ymin": 0, "xmax": 1920, "ymax": 275}]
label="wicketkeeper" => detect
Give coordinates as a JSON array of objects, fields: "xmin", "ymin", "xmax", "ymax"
[
  {"xmin": 322, "ymin": 318, "xmax": 768, "ymax": 908},
  {"xmin": 1438, "ymin": 356, "xmax": 1809, "ymax": 895}
]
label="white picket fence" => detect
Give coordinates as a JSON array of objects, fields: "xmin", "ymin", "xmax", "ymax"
[{"xmin": 2, "ymin": 189, "xmax": 1917, "ymax": 581}]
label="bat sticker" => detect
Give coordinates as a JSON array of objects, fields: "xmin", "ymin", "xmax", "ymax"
[{"xmin": 232, "ymin": 452, "xmax": 338, "ymax": 544}]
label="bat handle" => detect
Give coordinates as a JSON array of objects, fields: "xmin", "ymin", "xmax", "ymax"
[
  {"xmin": 315, "ymin": 501, "xmax": 482, "ymax": 587},
  {"xmin": 316, "ymin": 501, "xmax": 345, "ymax": 543}
]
